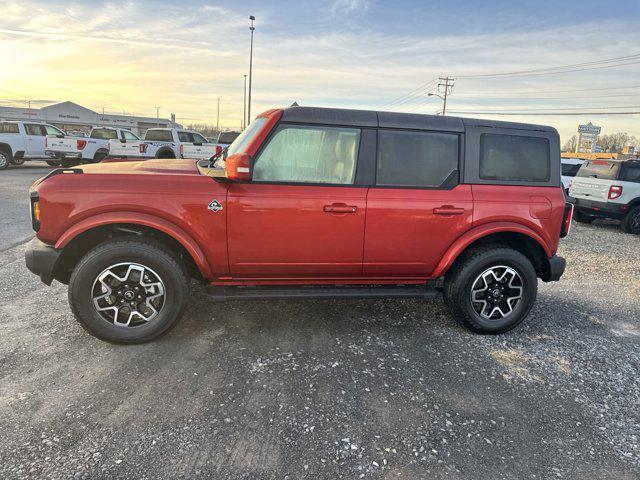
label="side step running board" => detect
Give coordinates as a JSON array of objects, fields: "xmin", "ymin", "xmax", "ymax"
[{"xmin": 206, "ymin": 284, "xmax": 442, "ymax": 301}]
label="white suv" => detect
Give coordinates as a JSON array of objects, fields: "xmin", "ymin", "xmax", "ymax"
[{"xmin": 568, "ymin": 158, "xmax": 640, "ymax": 234}]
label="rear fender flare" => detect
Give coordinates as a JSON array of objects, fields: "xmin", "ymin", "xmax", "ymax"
[
  {"xmin": 431, "ymin": 222, "xmax": 551, "ymax": 278},
  {"xmin": 55, "ymin": 212, "xmax": 213, "ymax": 278}
]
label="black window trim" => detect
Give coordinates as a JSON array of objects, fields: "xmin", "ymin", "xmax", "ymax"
[
  {"xmin": 463, "ymin": 126, "xmax": 561, "ymax": 188},
  {"xmin": 372, "ymin": 127, "xmax": 462, "ymax": 191}
]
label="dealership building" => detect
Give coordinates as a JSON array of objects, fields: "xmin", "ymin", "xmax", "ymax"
[{"xmin": 0, "ymin": 101, "xmax": 180, "ymax": 136}]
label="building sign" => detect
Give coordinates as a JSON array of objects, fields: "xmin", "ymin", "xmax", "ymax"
[{"xmin": 576, "ymin": 122, "xmax": 601, "ymax": 153}]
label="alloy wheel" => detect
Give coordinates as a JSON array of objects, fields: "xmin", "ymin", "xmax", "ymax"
[
  {"xmin": 470, "ymin": 266, "xmax": 523, "ymax": 320},
  {"xmin": 92, "ymin": 262, "xmax": 166, "ymax": 327}
]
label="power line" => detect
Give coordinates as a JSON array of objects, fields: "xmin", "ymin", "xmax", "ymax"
[
  {"xmin": 456, "ymin": 52, "xmax": 640, "ymax": 78},
  {"xmin": 380, "ymin": 78, "xmax": 438, "ymax": 109}
]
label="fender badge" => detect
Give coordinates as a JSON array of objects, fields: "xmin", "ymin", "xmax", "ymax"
[{"xmin": 208, "ymin": 199, "xmax": 223, "ymax": 212}]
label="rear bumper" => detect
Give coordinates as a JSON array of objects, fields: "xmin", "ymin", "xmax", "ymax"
[
  {"xmin": 541, "ymin": 255, "xmax": 566, "ymax": 282},
  {"xmin": 45, "ymin": 150, "xmax": 82, "ymax": 160},
  {"xmin": 25, "ymin": 237, "xmax": 61, "ymax": 286},
  {"xmin": 569, "ymin": 197, "xmax": 627, "ymax": 219}
]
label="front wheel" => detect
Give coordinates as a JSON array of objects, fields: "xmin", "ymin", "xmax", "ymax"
[
  {"xmin": 0, "ymin": 148, "xmax": 11, "ymax": 170},
  {"xmin": 444, "ymin": 247, "xmax": 538, "ymax": 334},
  {"xmin": 10, "ymin": 156, "xmax": 25, "ymax": 165},
  {"xmin": 621, "ymin": 206, "xmax": 640, "ymax": 235},
  {"xmin": 68, "ymin": 238, "xmax": 190, "ymax": 344}
]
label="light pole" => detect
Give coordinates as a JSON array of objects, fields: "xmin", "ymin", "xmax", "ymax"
[
  {"xmin": 155, "ymin": 106, "xmax": 161, "ymax": 127},
  {"xmin": 247, "ymin": 15, "xmax": 255, "ymax": 123},
  {"xmin": 216, "ymin": 97, "xmax": 220, "ymax": 132},
  {"xmin": 428, "ymin": 93, "xmax": 445, "ymax": 115},
  {"xmin": 243, "ymin": 74, "xmax": 247, "ymax": 129}
]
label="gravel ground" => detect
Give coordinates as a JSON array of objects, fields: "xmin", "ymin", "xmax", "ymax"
[{"xmin": 0, "ymin": 167, "xmax": 638, "ymax": 479}]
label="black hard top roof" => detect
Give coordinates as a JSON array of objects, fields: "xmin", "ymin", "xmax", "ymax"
[{"xmin": 280, "ymin": 106, "xmax": 557, "ymax": 134}]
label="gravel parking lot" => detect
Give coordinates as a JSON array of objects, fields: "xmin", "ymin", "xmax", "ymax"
[{"xmin": 0, "ymin": 166, "xmax": 638, "ymax": 479}]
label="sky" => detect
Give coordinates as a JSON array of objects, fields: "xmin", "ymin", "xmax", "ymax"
[{"xmin": 0, "ymin": 0, "xmax": 639, "ymax": 142}]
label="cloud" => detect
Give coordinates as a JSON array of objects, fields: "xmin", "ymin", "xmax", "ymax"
[{"xmin": 330, "ymin": 0, "xmax": 372, "ymax": 16}]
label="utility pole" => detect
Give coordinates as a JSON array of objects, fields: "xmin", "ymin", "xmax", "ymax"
[
  {"xmin": 155, "ymin": 106, "xmax": 161, "ymax": 127},
  {"xmin": 243, "ymin": 74, "xmax": 247, "ymax": 129},
  {"xmin": 437, "ymin": 76, "xmax": 454, "ymax": 115},
  {"xmin": 216, "ymin": 97, "xmax": 220, "ymax": 132},
  {"xmin": 247, "ymin": 15, "xmax": 255, "ymax": 123}
]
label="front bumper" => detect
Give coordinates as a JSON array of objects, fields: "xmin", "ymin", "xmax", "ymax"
[
  {"xmin": 45, "ymin": 150, "xmax": 82, "ymax": 160},
  {"xmin": 25, "ymin": 237, "xmax": 62, "ymax": 285},
  {"xmin": 541, "ymin": 255, "xmax": 566, "ymax": 282},
  {"xmin": 569, "ymin": 197, "xmax": 627, "ymax": 220}
]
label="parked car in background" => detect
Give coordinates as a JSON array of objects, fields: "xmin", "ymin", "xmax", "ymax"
[
  {"xmin": 45, "ymin": 127, "xmax": 140, "ymax": 167},
  {"xmin": 561, "ymin": 157, "xmax": 584, "ymax": 193},
  {"xmin": 108, "ymin": 128, "xmax": 217, "ymax": 160},
  {"xmin": 0, "ymin": 121, "xmax": 67, "ymax": 169},
  {"xmin": 216, "ymin": 130, "xmax": 241, "ymax": 149},
  {"xmin": 569, "ymin": 158, "xmax": 640, "ymax": 233},
  {"xmin": 25, "ymin": 106, "xmax": 571, "ymax": 343}
]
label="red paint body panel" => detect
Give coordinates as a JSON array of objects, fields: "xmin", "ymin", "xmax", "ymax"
[
  {"xmin": 363, "ymin": 185, "xmax": 474, "ymax": 276},
  {"xmin": 227, "ymin": 183, "xmax": 367, "ymax": 277},
  {"xmin": 35, "ymin": 166, "xmax": 230, "ymax": 278},
  {"xmin": 470, "ymin": 185, "xmax": 565, "ymax": 255}
]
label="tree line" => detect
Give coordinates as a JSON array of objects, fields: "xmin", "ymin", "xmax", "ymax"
[{"xmin": 562, "ymin": 132, "xmax": 639, "ymax": 153}]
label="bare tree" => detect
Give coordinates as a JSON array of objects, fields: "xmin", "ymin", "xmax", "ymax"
[{"xmin": 562, "ymin": 135, "xmax": 577, "ymax": 152}]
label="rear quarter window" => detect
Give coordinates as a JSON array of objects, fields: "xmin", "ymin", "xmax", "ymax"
[
  {"xmin": 0, "ymin": 122, "xmax": 19, "ymax": 134},
  {"xmin": 576, "ymin": 161, "xmax": 620, "ymax": 180},
  {"xmin": 480, "ymin": 134, "xmax": 550, "ymax": 182},
  {"xmin": 561, "ymin": 162, "xmax": 581, "ymax": 177},
  {"xmin": 621, "ymin": 162, "xmax": 640, "ymax": 183}
]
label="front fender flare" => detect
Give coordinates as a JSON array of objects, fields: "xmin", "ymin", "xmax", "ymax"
[
  {"xmin": 431, "ymin": 222, "xmax": 551, "ymax": 278},
  {"xmin": 55, "ymin": 212, "xmax": 213, "ymax": 278}
]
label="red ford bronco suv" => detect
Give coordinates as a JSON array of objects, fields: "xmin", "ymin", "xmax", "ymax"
[{"xmin": 25, "ymin": 107, "xmax": 572, "ymax": 343}]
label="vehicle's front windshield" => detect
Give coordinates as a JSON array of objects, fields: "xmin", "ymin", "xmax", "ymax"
[{"xmin": 210, "ymin": 117, "xmax": 267, "ymax": 168}]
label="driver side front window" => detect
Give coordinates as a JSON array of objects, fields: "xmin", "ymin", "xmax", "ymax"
[{"xmin": 253, "ymin": 125, "xmax": 360, "ymax": 184}]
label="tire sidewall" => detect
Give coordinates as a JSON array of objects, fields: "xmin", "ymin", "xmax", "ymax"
[
  {"xmin": 69, "ymin": 242, "xmax": 188, "ymax": 343},
  {"xmin": 0, "ymin": 151, "xmax": 8, "ymax": 170},
  {"xmin": 623, "ymin": 207, "xmax": 640, "ymax": 235},
  {"xmin": 457, "ymin": 251, "xmax": 537, "ymax": 333}
]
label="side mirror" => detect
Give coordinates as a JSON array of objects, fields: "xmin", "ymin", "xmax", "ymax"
[{"xmin": 225, "ymin": 153, "xmax": 252, "ymax": 181}]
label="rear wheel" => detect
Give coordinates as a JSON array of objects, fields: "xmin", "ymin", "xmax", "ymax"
[
  {"xmin": 68, "ymin": 238, "xmax": 190, "ymax": 344},
  {"xmin": 573, "ymin": 210, "xmax": 595, "ymax": 224},
  {"xmin": 621, "ymin": 206, "xmax": 640, "ymax": 234},
  {"xmin": 93, "ymin": 150, "xmax": 108, "ymax": 163},
  {"xmin": 444, "ymin": 247, "xmax": 538, "ymax": 334},
  {"xmin": 0, "ymin": 148, "xmax": 11, "ymax": 170}
]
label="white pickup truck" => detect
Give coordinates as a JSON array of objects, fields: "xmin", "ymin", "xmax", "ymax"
[
  {"xmin": 0, "ymin": 121, "xmax": 67, "ymax": 170},
  {"xmin": 45, "ymin": 127, "xmax": 140, "ymax": 167},
  {"xmin": 108, "ymin": 128, "xmax": 218, "ymax": 160}
]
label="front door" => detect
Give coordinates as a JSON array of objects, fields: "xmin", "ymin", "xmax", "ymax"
[
  {"xmin": 227, "ymin": 123, "xmax": 366, "ymax": 278},
  {"xmin": 363, "ymin": 128, "xmax": 473, "ymax": 277}
]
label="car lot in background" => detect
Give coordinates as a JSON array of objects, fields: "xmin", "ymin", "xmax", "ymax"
[
  {"xmin": 1, "ymin": 165, "xmax": 639, "ymax": 479},
  {"xmin": 0, "ymin": 121, "xmax": 67, "ymax": 169},
  {"xmin": 569, "ymin": 158, "xmax": 640, "ymax": 233},
  {"xmin": 108, "ymin": 127, "xmax": 217, "ymax": 160},
  {"xmin": 560, "ymin": 157, "xmax": 584, "ymax": 192}
]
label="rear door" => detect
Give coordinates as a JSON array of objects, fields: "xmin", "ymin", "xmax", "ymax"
[
  {"xmin": 363, "ymin": 128, "xmax": 472, "ymax": 277},
  {"xmin": 227, "ymin": 123, "xmax": 369, "ymax": 277},
  {"xmin": 24, "ymin": 123, "xmax": 47, "ymax": 157}
]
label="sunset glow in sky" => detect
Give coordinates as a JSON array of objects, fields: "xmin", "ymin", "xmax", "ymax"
[{"xmin": 1, "ymin": 0, "xmax": 638, "ymax": 140}]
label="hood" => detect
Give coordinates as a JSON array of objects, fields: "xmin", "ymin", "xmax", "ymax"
[{"xmin": 79, "ymin": 158, "xmax": 200, "ymax": 176}]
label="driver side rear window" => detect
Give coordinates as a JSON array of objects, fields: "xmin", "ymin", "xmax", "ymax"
[{"xmin": 480, "ymin": 134, "xmax": 550, "ymax": 182}]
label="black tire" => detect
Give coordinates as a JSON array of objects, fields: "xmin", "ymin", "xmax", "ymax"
[
  {"xmin": 621, "ymin": 206, "xmax": 640, "ymax": 235},
  {"xmin": 93, "ymin": 150, "xmax": 108, "ymax": 163},
  {"xmin": 573, "ymin": 210, "xmax": 595, "ymax": 224},
  {"xmin": 0, "ymin": 147, "xmax": 11, "ymax": 170},
  {"xmin": 443, "ymin": 247, "xmax": 538, "ymax": 334},
  {"xmin": 10, "ymin": 156, "xmax": 25, "ymax": 165},
  {"xmin": 46, "ymin": 160, "xmax": 62, "ymax": 167},
  {"xmin": 156, "ymin": 149, "xmax": 175, "ymax": 159},
  {"xmin": 68, "ymin": 238, "xmax": 190, "ymax": 344}
]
